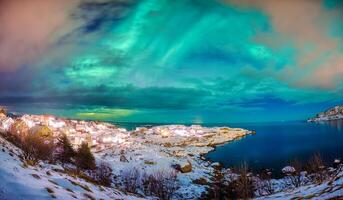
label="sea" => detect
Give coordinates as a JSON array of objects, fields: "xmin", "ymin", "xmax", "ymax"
[{"xmin": 114, "ymin": 120, "xmax": 343, "ymax": 177}]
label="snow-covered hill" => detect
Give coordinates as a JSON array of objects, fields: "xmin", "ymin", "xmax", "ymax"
[
  {"xmin": 0, "ymin": 136, "xmax": 143, "ymax": 200},
  {"xmin": 308, "ymin": 106, "xmax": 343, "ymax": 122},
  {"xmin": 257, "ymin": 171, "xmax": 343, "ymax": 200}
]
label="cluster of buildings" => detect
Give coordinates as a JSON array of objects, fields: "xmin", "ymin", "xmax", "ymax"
[
  {"xmin": 135, "ymin": 124, "xmax": 233, "ymax": 138},
  {"xmin": 0, "ymin": 107, "xmax": 240, "ymax": 152},
  {"xmin": 0, "ymin": 113, "xmax": 130, "ymax": 150}
]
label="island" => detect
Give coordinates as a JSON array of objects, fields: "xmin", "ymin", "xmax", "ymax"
[{"xmin": 308, "ymin": 105, "xmax": 343, "ymax": 122}]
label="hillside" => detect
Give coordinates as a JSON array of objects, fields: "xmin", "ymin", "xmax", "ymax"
[{"xmin": 0, "ymin": 135, "xmax": 142, "ymax": 200}]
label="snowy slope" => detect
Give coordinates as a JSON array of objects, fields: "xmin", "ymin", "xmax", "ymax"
[
  {"xmin": 258, "ymin": 172, "xmax": 343, "ymax": 200},
  {"xmin": 0, "ymin": 136, "xmax": 144, "ymax": 200}
]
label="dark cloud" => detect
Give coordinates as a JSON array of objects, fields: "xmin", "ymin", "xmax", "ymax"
[{"xmin": 0, "ymin": 86, "xmax": 207, "ymax": 110}]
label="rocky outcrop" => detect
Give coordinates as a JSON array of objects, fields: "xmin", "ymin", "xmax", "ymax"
[{"xmin": 308, "ymin": 106, "xmax": 343, "ymax": 122}]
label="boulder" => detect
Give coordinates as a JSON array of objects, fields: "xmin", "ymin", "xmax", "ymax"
[
  {"xmin": 144, "ymin": 160, "xmax": 156, "ymax": 165},
  {"xmin": 211, "ymin": 162, "xmax": 223, "ymax": 171},
  {"xmin": 180, "ymin": 161, "xmax": 192, "ymax": 173},
  {"xmin": 192, "ymin": 178, "xmax": 208, "ymax": 185},
  {"xmin": 282, "ymin": 166, "xmax": 296, "ymax": 174},
  {"xmin": 120, "ymin": 154, "xmax": 129, "ymax": 162}
]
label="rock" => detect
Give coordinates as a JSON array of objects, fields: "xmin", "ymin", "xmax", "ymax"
[
  {"xmin": 211, "ymin": 162, "xmax": 223, "ymax": 171},
  {"xmin": 282, "ymin": 166, "xmax": 296, "ymax": 174},
  {"xmin": 171, "ymin": 164, "xmax": 181, "ymax": 171},
  {"xmin": 180, "ymin": 161, "xmax": 192, "ymax": 173},
  {"xmin": 163, "ymin": 142, "xmax": 172, "ymax": 147},
  {"xmin": 144, "ymin": 160, "xmax": 156, "ymax": 165},
  {"xmin": 120, "ymin": 155, "xmax": 129, "ymax": 162},
  {"xmin": 192, "ymin": 178, "xmax": 208, "ymax": 185}
]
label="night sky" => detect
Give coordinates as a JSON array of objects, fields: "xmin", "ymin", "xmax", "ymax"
[{"xmin": 0, "ymin": 0, "xmax": 343, "ymax": 123}]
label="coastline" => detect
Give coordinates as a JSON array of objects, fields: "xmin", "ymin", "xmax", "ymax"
[{"xmin": 0, "ymin": 110, "xmax": 252, "ymax": 199}]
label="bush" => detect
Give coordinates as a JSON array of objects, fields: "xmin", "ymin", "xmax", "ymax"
[
  {"xmin": 9, "ymin": 119, "xmax": 29, "ymax": 140},
  {"xmin": 306, "ymin": 153, "xmax": 327, "ymax": 183},
  {"xmin": 285, "ymin": 159, "xmax": 303, "ymax": 188},
  {"xmin": 141, "ymin": 170, "xmax": 178, "ymax": 200},
  {"xmin": 0, "ymin": 107, "xmax": 6, "ymax": 116},
  {"xmin": 119, "ymin": 168, "xmax": 179, "ymax": 199},
  {"xmin": 227, "ymin": 163, "xmax": 255, "ymax": 199},
  {"xmin": 75, "ymin": 142, "xmax": 96, "ymax": 170},
  {"xmin": 121, "ymin": 167, "xmax": 140, "ymax": 193},
  {"xmin": 56, "ymin": 134, "xmax": 76, "ymax": 164},
  {"xmin": 256, "ymin": 169, "xmax": 274, "ymax": 196},
  {"xmin": 21, "ymin": 133, "xmax": 55, "ymax": 165},
  {"xmin": 92, "ymin": 162, "xmax": 113, "ymax": 187},
  {"xmin": 200, "ymin": 169, "xmax": 227, "ymax": 200}
]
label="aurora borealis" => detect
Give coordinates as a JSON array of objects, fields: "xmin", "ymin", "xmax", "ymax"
[{"xmin": 0, "ymin": 0, "xmax": 343, "ymax": 123}]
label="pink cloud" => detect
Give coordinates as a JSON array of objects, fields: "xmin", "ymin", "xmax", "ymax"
[
  {"xmin": 226, "ymin": 0, "xmax": 343, "ymax": 89},
  {"xmin": 0, "ymin": 0, "xmax": 81, "ymax": 72}
]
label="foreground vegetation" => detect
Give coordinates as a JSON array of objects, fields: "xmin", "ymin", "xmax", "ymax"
[{"xmin": 201, "ymin": 153, "xmax": 342, "ymax": 199}]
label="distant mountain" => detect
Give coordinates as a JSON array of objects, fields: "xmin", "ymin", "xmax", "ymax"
[{"xmin": 308, "ymin": 106, "xmax": 343, "ymax": 122}]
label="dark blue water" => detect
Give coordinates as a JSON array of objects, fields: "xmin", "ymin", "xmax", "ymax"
[
  {"xmin": 206, "ymin": 120, "xmax": 343, "ymax": 176},
  {"xmin": 114, "ymin": 120, "xmax": 343, "ymax": 176}
]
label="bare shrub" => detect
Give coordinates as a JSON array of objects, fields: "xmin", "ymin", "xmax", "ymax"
[
  {"xmin": 92, "ymin": 162, "xmax": 113, "ymax": 187},
  {"xmin": 200, "ymin": 169, "xmax": 227, "ymax": 200},
  {"xmin": 21, "ymin": 134, "xmax": 55, "ymax": 165},
  {"xmin": 9, "ymin": 119, "xmax": 29, "ymax": 141},
  {"xmin": 121, "ymin": 167, "xmax": 141, "ymax": 193},
  {"xmin": 307, "ymin": 153, "xmax": 327, "ymax": 183},
  {"xmin": 227, "ymin": 163, "xmax": 255, "ymax": 199},
  {"xmin": 256, "ymin": 169, "xmax": 274, "ymax": 196},
  {"xmin": 142, "ymin": 169, "xmax": 179, "ymax": 200},
  {"xmin": 285, "ymin": 159, "xmax": 303, "ymax": 188}
]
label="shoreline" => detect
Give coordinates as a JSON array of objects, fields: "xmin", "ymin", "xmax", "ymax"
[{"xmin": 0, "ymin": 110, "xmax": 253, "ymax": 199}]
